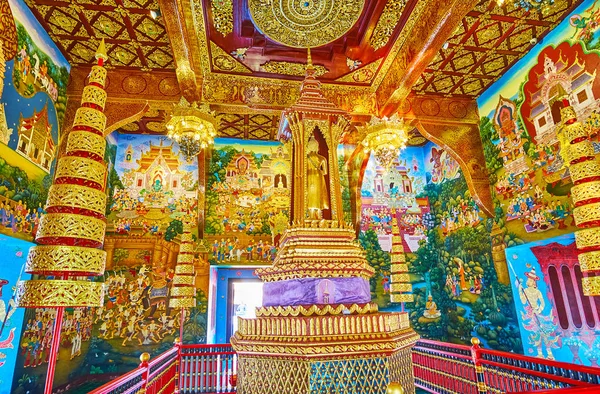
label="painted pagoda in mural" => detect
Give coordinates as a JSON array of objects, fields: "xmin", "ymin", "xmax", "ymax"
[{"xmin": 15, "ymin": 103, "xmax": 55, "ymax": 172}]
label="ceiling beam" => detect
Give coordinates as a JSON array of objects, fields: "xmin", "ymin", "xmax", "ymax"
[
  {"xmin": 158, "ymin": 0, "xmax": 202, "ymax": 101},
  {"xmin": 375, "ymin": 0, "xmax": 480, "ymax": 116}
]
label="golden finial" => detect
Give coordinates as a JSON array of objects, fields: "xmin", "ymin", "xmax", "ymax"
[
  {"xmin": 306, "ymin": 48, "xmax": 314, "ymax": 70},
  {"xmin": 95, "ymin": 38, "xmax": 108, "ymax": 65}
]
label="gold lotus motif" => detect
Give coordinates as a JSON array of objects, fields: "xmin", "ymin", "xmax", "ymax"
[{"xmin": 248, "ymin": 0, "xmax": 365, "ymax": 48}]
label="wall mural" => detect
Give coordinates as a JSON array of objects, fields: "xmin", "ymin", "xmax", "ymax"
[
  {"xmin": 359, "ymin": 141, "xmax": 522, "ymax": 353},
  {"xmin": 506, "ymin": 233, "xmax": 600, "ymax": 366},
  {"xmin": 0, "ymin": 0, "xmax": 69, "ymax": 242},
  {"xmin": 108, "ymin": 134, "xmax": 198, "ymax": 240},
  {"xmin": 11, "ymin": 265, "xmax": 208, "ymax": 393},
  {"xmin": 0, "ymin": 236, "xmax": 31, "ymax": 394},
  {"xmin": 475, "ymin": 0, "xmax": 600, "ymax": 360},
  {"xmin": 477, "ymin": 0, "xmax": 600, "ymax": 243},
  {"xmin": 204, "ymin": 138, "xmax": 290, "ymax": 265}
]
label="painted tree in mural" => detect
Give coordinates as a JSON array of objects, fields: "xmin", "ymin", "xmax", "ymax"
[
  {"xmin": 358, "ymin": 230, "xmax": 390, "ymax": 301},
  {"xmin": 406, "ymin": 172, "xmax": 522, "ymax": 352}
]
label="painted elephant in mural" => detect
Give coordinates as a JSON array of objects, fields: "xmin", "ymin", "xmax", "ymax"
[{"xmin": 141, "ymin": 274, "xmax": 172, "ymax": 317}]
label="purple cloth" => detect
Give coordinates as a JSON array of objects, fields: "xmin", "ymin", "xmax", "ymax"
[{"xmin": 262, "ymin": 277, "xmax": 371, "ymax": 307}]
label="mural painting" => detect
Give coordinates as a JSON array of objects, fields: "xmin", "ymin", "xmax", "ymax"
[
  {"xmin": 478, "ymin": 0, "xmax": 600, "ymax": 243},
  {"xmin": 360, "ymin": 142, "xmax": 522, "ymax": 353},
  {"xmin": 0, "ymin": 0, "xmax": 69, "ymax": 242},
  {"xmin": 204, "ymin": 138, "xmax": 290, "ymax": 265},
  {"xmin": 108, "ymin": 134, "xmax": 198, "ymax": 240},
  {"xmin": 0, "ymin": 236, "xmax": 31, "ymax": 394},
  {"xmin": 11, "ymin": 264, "xmax": 208, "ymax": 393},
  {"xmin": 506, "ymin": 233, "xmax": 600, "ymax": 366}
]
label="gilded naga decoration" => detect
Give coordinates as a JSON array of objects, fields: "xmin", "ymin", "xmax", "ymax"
[
  {"xmin": 16, "ymin": 41, "xmax": 110, "ymax": 308},
  {"xmin": 231, "ymin": 51, "xmax": 419, "ymax": 394},
  {"xmin": 558, "ymin": 98, "xmax": 600, "ymax": 296}
]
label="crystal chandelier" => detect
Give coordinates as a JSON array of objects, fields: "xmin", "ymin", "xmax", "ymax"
[
  {"xmin": 497, "ymin": 0, "xmax": 555, "ymax": 13},
  {"xmin": 166, "ymin": 97, "xmax": 218, "ymax": 161},
  {"xmin": 360, "ymin": 114, "xmax": 410, "ymax": 169}
]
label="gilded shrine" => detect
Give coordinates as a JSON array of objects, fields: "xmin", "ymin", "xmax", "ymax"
[{"xmin": 0, "ymin": 0, "xmax": 599, "ymax": 393}]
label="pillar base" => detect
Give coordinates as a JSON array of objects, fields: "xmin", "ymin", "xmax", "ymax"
[{"xmin": 231, "ymin": 311, "xmax": 419, "ymax": 394}]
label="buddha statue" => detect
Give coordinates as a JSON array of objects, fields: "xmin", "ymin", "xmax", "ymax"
[
  {"xmin": 423, "ymin": 294, "xmax": 441, "ymax": 319},
  {"xmin": 306, "ymin": 136, "xmax": 329, "ymax": 220}
]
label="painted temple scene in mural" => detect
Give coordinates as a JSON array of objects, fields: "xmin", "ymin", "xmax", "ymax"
[
  {"xmin": 204, "ymin": 138, "xmax": 290, "ymax": 265},
  {"xmin": 3, "ymin": 0, "xmax": 600, "ymax": 392},
  {"xmin": 0, "ymin": 0, "xmax": 69, "ymax": 243},
  {"xmin": 107, "ymin": 134, "xmax": 198, "ymax": 238}
]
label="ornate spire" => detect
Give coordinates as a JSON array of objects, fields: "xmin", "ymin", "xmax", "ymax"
[
  {"xmin": 390, "ymin": 210, "xmax": 413, "ymax": 303},
  {"xmin": 169, "ymin": 221, "xmax": 196, "ymax": 308},
  {"xmin": 17, "ymin": 41, "xmax": 110, "ymax": 308},
  {"xmin": 558, "ymin": 96, "xmax": 600, "ymax": 296}
]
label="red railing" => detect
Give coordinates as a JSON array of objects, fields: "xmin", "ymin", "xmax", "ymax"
[
  {"xmin": 91, "ymin": 338, "xmax": 600, "ymax": 394},
  {"xmin": 89, "ymin": 345, "xmax": 179, "ymax": 394},
  {"xmin": 413, "ymin": 339, "xmax": 600, "ymax": 394},
  {"xmin": 179, "ymin": 344, "xmax": 237, "ymax": 393}
]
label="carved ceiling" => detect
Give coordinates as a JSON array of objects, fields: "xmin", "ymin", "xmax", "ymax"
[
  {"xmin": 411, "ymin": 0, "xmax": 581, "ymax": 97},
  {"xmin": 23, "ymin": 0, "xmax": 174, "ymax": 70},
  {"xmin": 205, "ymin": 0, "xmax": 415, "ymax": 84}
]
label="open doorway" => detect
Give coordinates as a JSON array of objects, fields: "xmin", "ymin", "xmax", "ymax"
[{"xmin": 227, "ymin": 280, "xmax": 263, "ymax": 340}]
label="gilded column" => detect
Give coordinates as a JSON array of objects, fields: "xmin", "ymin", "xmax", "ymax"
[
  {"xmin": 169, "ymin": 222, "xmax": 196, "ymax": 309},
  {"xmin": 560, "ymin": 100, "xmax": 600, "ymax": 295},
  {"xmin": 390, "ymin": 211, "xmax": 413, "ymax": 303},
  {"xmin": 17, "ymin": 41, "xmax": 110, "ymax": 307}
]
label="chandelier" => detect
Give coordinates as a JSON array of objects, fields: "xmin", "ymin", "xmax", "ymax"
[
  {"xmin": 166, "ymin": 97, "xmax": 218, "ymax": 161},
  {"xmin": 360, "ymin": 114, "xmax": 409, "ymax": 169},
  {"xmin": 497, "ymin": 0, "xmax": 555, "ymax": 13}
]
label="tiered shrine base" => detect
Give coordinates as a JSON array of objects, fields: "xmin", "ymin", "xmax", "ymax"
[{"xmin": 231, "ymin": 311, "xmax": 419, "ymax": 394}]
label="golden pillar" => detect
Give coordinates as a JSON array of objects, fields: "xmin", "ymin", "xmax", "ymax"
[
  {"xmin": 169, "ymin": 222, "xmax": 196, "ymax": 309},
  {"xmin": 559, "ymin": 99, "xmax": 600, "ymax": 295},
  {"xmin": 390, "ymin": 211, "xmax": 413, "ymax": 303},
  {"xmin": 231, "ymin": 53, "xmax": 419, "ymax": 394},
  {"xmin": 17, "ymin": 41, "xmax": 110, "ymax": 307}
]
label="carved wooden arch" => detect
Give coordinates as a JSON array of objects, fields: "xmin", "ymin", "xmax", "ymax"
[{"xmin": 414, "ymin": 120, "xmax": 494, "ymax": 218}]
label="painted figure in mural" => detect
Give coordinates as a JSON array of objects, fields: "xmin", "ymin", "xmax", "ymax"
[
  {"xmin": 516, "ymin": 268, "xmax": 559, "ymax": 360},
  {"xmin": 423, "ymin": 294, "xmax": 441, "ymax": 319},
  {"xmin": 306, "ymin": 136, "xmax": 329, "ymax": 220},
  {"xmin": 455, "ymin": 257, "xmax": 468, "ymax": 291}
]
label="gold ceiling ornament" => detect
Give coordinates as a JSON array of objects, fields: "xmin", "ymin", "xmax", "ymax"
[
  {"xmin": 261, "ymin": 60, "xmax": 328, "ymax": 77},
  {"xmin": 248, "ymin": 0, "xmax": 366, "ymax": 48},
  {"xmin": 370, "ymin": 0, "xmax": 408, "ymax": 50},
  {"xmin": 165, "ymin": 97, "xmax": 219, "ymax": 161},
  {"xmin": 359, "ymin": 114, "xmax": 410, "ymax": 169}
]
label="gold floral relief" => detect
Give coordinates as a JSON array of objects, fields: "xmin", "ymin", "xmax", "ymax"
[
  {"xmin": 25, "ymin": 245, "xmax": 106, "ymax": 275},
  {"xmin": 37, "ymin": 213, "xmax": 106, "ymax": 244},
  {"xmin": 247, "ymin": 0, "xmax": 365, "ymax": 48},
  {"xmin": 66, "ymin": 130, "xmax": 107, "ymax": 158},
  {"xmin": 73, "ymin": 107, "xmax": 107, "ymax": 132},
  {"xmin": 55, "ymin": 156, "xmax": 107, "ymax": 187},
  {"xmin": 16, "ymin": 279, "xmax": 104, "ymax": 308},
  {"xmin": 46, "ymin": 184, "xmax": 107, "ymax": 215},
  {"xmin": 261, "ymin": 61, "xmax": 328, "ymax": 77}
]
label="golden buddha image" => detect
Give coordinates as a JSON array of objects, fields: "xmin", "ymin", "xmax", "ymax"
[{"xmin": 306, "ymin": 135, "xmax": 329, "ymax": 220}]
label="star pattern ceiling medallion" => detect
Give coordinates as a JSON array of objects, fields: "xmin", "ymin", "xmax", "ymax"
[{"xmin": 248, "ymin": 0, "xmax": 366, "ymax": 48}]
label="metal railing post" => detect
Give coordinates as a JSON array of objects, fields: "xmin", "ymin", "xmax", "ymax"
[
  {"xmin": 174, "ymin": 338, "xmax": 182, "ymax": 394},
  {"xmin": 139, "ymin": 352, "xmax": 151, "ymax": 394},
  {"xmin": 471, "ymin": 337, "xmax": 488, "ymax": 394}
]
